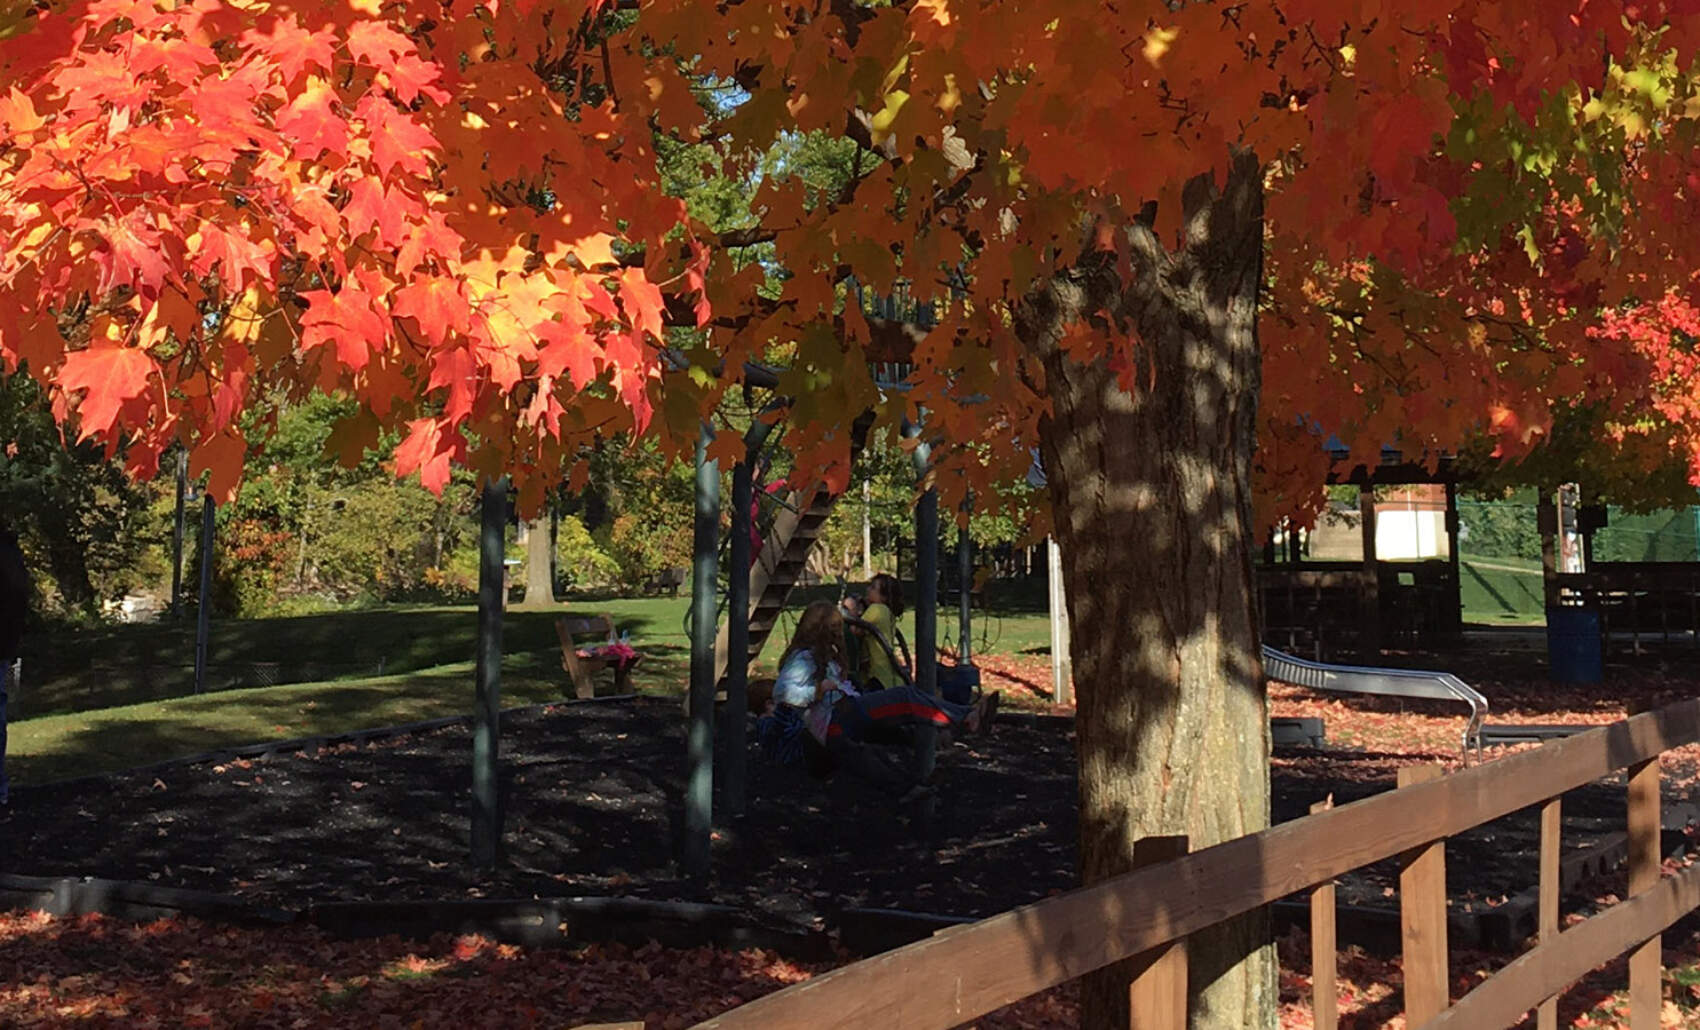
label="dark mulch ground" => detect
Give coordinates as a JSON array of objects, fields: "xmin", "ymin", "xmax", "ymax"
[{"xmin": 0, "ymin": 697, "xmax": 1688, "ymax": 934}]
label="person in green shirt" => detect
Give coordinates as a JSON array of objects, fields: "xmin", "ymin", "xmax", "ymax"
[{"xmin": 855, "ymin": 573, "xmax": 904, "ymax": 689}]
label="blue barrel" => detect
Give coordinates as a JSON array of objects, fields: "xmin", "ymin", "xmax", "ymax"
[
  {"xmin": 1546, "ymin": 607, "xmax": 1603, "ymax": 683},
  {"xmin": 935, "ymin": 664, "xmax": 981, "ymax": 705}
]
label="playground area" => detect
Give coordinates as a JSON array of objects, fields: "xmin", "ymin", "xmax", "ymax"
[{"xmin": 7, "ymin": 643, "xmax": 1700, "ymax": 936}]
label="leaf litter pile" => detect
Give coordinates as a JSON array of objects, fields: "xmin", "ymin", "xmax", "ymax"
[
  {"xmin": 7, "ymin": 910, "xmax": 1700, "ymax": 1027},
  {"xmin": 8, "ymin": 651, "xmax": 1700, "ymax": 1026}
]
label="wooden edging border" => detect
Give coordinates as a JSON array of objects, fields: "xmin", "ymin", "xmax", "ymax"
[
  {"xmin": 0, "ymin": 873, "xmax": 836, "ymax": 960},
  {"xmin": 19, "ymin": 693, "xmax": 643, "ymax": 793}
]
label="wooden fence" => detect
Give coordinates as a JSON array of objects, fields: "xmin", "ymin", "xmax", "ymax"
[{"xmin": 661, "ymin": 699, "xmax": 1700, "ymax": 1030}]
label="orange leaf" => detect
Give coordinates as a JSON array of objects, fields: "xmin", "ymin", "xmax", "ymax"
[{"xmin": 57, "ymin": 342, "xmax": 156, "ymax": 440}]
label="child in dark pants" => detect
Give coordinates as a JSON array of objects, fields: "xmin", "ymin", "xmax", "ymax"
[{"xmin": 759, "ymin": 601, "xmax": 997, "ymax": 795}]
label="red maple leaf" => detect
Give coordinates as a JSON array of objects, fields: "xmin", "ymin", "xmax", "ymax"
[
  {"xmin": 240, "ymin": 15, "xmax": 336, "ymax": 84},
  {"xmin": 617, "ymin": 268, "xmax": 665, "ymax": 340},
  {"xmin": 394, "ymin": 275, "xmax": 470, "ymax": 346},
  {"xmin": 57, "ymin": 343, "xmax": 156, "ymax": 439},
  {"xmin": 274, "ymin": 77, "xmax": 347, "ymax": 160},
  {"xmin": 342, "ymin": 179, "xmax": 410, "ymax": 250},
  {"xmin": 91, "ymin": 212, "xmax": 173, "ymax": 296},
  {"xmin": 393, "ymin": 417, "xmax": 462, "ymax": 494},
  {"xmin": 299, "ymin": 287, "xmax": 389, "ymax": 370},
  {"xmin": 356, "ymin": 95, "xmax": 436, "ymax": 179},
  {"xmin": 189, "ymin": 223, "xmax": 272, "ymax": 294}
]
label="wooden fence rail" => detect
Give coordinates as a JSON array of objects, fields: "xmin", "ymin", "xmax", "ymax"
[{"xmin": 688, "ymin": 698, "xmax": 1700, "ymax": 1030}]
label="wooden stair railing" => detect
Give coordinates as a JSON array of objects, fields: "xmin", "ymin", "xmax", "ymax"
[
  {"xmin": 690, "ymin": 698, "xmax": 1700, "ymax": 1030},
  {"xmin": 711, "ymin": 483, "xmax": 840, "ymax": 695}
]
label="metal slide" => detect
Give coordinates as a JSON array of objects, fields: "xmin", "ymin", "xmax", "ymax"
[{"xmin": 1261, "ymin": 645, "xmax": 1489, "ymax": 759}]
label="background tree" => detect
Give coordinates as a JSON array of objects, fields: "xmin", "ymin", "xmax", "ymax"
[{"xmin": 0, "ymin": 371, "xmax": 158, "ymax": 614}]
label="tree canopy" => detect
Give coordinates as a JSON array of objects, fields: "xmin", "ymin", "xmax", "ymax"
[{"xmin": 5, "ymin": 2, "xmax": 1700, "ymax": 522}]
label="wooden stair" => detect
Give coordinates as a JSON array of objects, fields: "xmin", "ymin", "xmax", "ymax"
[{"xmin": 712, "ymin": 483, "xmax": 841, "ymax": 694}]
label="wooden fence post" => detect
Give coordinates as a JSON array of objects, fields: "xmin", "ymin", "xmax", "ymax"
[
  {"xmin": 1537, "ymin": 795, "xmax": 1562, "ymax": 1030},
  {"xmin": 1628, "ymin": 751, "xmax": 1661, "ymax": 1030},
  {"xmin": 1128, "ymin": 835, "xmax": 1189, "ymax": 1030},
  {"xmin": 1311, "ymin": 798, "xmax": 1338, "ymax": 1030},
  {"xmin": 1398, "ymin": 765, "xmax": 1450, "ymax": 1026}
]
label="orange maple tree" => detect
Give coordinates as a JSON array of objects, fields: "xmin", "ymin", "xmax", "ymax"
[
  {"xmin": 11, "ymin": 3, "xmax": 1700, "ymax": 1027},
  {"xmin": 0, "ymin": 0, "xmax": 702, "ymax": 515}
]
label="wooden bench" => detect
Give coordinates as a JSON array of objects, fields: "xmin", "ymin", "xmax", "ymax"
[
  {"xmin": 641, "ymin": 566, "xmax": 687, "ymax": 596},
  {"xmin": 556, "ymin": 614, "xmax": 639, "ymax": 699}
]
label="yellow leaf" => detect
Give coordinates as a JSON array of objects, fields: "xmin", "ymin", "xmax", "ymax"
[
  {"xmin": 870, "ymin": 90, "xmax": 910, "ymax": 145},
  {"xmin": 938, "ymin": 73, "xmax": 961, "ymax": 115},
  {"xmin": 880, "ymin": 53, "xmax": 910, "ymax": 98},
  {"xmin": 1143, "ymin": 26, "xmax": 1178, "ymax": 66}
]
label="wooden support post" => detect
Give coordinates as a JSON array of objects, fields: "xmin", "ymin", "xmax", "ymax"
[
  {"xmin": 1537, "ymin": 795, "xmax": 1561, "ymax": 1030},
  {"xmin": 1628, "ymin": 752, "xmax": 1661, "ymax": 1030},
  {"xmin": 1359, "ymin": 486, "xmax": 1382, "ymax": 655},
  {"xmin": 1398, "ymin": 764, "xmax": 1449, "ymax": 1026},
  {"xmin": 1310, "ymin": 798, "xmax": 1338, "ymax": 1030},
  {"xmin": 1047, "ymin": 536, "xmax": 1072, "ymax": 706},
  {"xmin": 1128, "ymin": 835, "xmax": 1189, "ymax": 1030}
]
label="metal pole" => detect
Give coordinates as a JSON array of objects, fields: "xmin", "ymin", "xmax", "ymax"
[
  {"xmin": 1445, "ymin": 481, "xmax": 1463, "ymax": 635},
  {"xmin": 906, "ymin": 417, "xmax": 939, "ymax": 796},
  {"xmin": 862, "ymin": 480, "xmax": 873, "ymax": 580},
  {"xmin": 170, "ymin": 449, "xmax": 187, "ymax": 619},
  {"xmin": 1048, "ymin": 536, "xmax": 1073, "ymax": 706},
  {"xmin": 685, "ymin": 422, "xmax": 719, "ymax": 875},
  {"xmin": 471, "ymin": 478, "xmax": 507, "ymax": 868},
  {"xmin": 193, "ymin": 495, "xmax": 214, "ymax": 694},
  {"xmin": 958, "ymin": 494, "xmax": 973, "ymax": 665},
  {"xmin": 720, "ymin": 416, "xmax": 779, "ymax": 817},
  {"xmin": 723, "ymin": 446, "xmax": 754, "ymax": 817}
]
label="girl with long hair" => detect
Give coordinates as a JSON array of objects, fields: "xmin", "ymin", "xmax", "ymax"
[{"xmin": 760, "ymin": 600, "xmax": 998, "ymax": 789}]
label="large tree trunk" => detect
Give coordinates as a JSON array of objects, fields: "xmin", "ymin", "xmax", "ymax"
[
  {"xmin": 40, "ymin": 518, "xmax": 95, "ymax": 611},
  {"xmin": 1022, "ymin": 149, "xmax": 1274, "ymax": 1030},
  {"xmin": 522, "ymin": 515, "xmax": 554, "ymax": 606}
]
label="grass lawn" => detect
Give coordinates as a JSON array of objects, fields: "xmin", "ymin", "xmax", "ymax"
[
  {"xmin": 1458, "ymin": 555, "xmax": 1547, "ymax": 625},
  {"xmin": 7, "ymin": 587, "xmax": 1056, "ymax": 784},
  {"xmin": 12, "ymin": 598, "xmax": 695, "ymax": 719},
  {"xmin": 5, "ymin": 642, "xmax": 694, "ymax": 786}
]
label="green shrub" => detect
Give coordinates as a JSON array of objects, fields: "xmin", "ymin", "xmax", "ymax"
[{"xmin": 556, "ymin": 514, "xmax": 619, "ymax": 588}]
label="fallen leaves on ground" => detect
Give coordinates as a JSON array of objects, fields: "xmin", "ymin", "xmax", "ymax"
[{"xmin": 8, "ymin": 910, "xmax": 1700, "ymax": 1029}]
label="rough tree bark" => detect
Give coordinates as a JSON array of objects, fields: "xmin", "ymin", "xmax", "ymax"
[
  {"xmin": 1022, "ymin": 148, "xmax": 1274, "ymax": 1030},
  {"xmin": 522, "ymin": 515, "xmax": 554, "ymax": 606},
  {"xmin": 41, "ymin": 520, "xmax": 95, "ymax": 611}
]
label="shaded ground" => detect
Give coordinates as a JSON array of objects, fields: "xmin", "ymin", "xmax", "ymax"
[{"xmin": 3, "ymin": 697, "xmax": 1690, "ymax": 933}]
